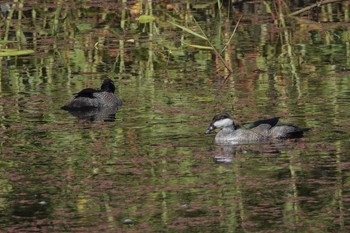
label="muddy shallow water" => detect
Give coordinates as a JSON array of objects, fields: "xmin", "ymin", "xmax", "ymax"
[{"xmin": 1, "ymin": 1, "xmax": 350, "ymax": 232}]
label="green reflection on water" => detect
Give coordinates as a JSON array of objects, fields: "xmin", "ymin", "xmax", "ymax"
[{"xmin": 0, "ymin": 1, "xmax": 350, "ymax": 232}]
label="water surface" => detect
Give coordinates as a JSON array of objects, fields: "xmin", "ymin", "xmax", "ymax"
[{"xmin": 1, "ymin": 1, "xmax": 350, "ymax": 232}]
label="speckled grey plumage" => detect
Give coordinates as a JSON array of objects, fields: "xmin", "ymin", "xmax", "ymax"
[
  {"xmin": 62, "ymin": 78, "xmax": 122, "ymax": 110},
  {"xmin": 207, "ymin": 113, "xmax": 309, "ymax": 145}
]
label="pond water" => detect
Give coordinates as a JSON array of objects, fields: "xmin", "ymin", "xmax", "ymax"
[{"xmin": 1, "ymin": 1, "xmax": 350, "ymax": 232}]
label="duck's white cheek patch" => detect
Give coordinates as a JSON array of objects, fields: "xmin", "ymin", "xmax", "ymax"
[{"xmin": 214, "ymin": 118, "xmax": 233, "ymax": 128}]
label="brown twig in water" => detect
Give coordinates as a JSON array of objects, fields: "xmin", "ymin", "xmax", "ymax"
[
  {"xmin": 221, "ymin": 14, "xmax": 243, "ymax": 54},
  {"xmin": 289, "ymin": 0, "xmax": 342, "ymax": 17}
]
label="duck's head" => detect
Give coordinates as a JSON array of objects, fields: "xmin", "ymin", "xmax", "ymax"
[
  {"xmin": 206, "ymin": 113, "xmax": 235, "ymax": 133},
  {"xmin": 101, "ymin": 78, "xmax": 116, "ymax": 93}
]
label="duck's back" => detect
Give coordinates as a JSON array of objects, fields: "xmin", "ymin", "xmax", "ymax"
[
  {"xmin": 269, "ymin": 125, "xmax": 309, "ymax": 139},
  {"xmin": 62, "ymin": 96, "xmax": 98, "ymax": 109},
  {"xmin": 93, "ymin": 92, "xmax": 122, "ymax": 107}
]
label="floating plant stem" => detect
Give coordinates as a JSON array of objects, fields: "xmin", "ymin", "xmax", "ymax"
[
  {"xmin": 192, "ymin": 17, "xmax": 233, "ymax": 73},
  {"xmin": 170, "ymin": 15, "xmax": 239, "ymax": 73},
  {"xmin": 221, "ymin": 15, "xmax": 242, "ymax": 54},
  {"xmin": 289, "ymin": 0, "xmax": 341, "ymax": 16}
]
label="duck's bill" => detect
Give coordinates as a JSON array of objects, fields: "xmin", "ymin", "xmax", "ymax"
[{"xmin": 206, "ymin": 125, "xmax": 215, "ymax": 134}]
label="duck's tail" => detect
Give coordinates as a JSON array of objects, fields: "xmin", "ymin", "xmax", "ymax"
[{"xmin": 287, "ymin": 127, "xmax": 310, "ymax": 138}]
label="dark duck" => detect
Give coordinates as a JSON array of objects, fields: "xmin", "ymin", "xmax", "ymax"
[{"xmin": 62, "ymin": 78, "xmax": 122, "ymax": 110}]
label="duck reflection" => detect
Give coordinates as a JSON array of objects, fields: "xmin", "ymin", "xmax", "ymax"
[
  {"xmin": 64, "ymin": 105, "xmax": 120, "ymax": 122},
  {"xmin": 213, "ymin": 145, "xmax": 236, "ymax": 163},
  {"xmin": 213, "ymin": 144, "xmax": 281, "ymax": 164}
]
